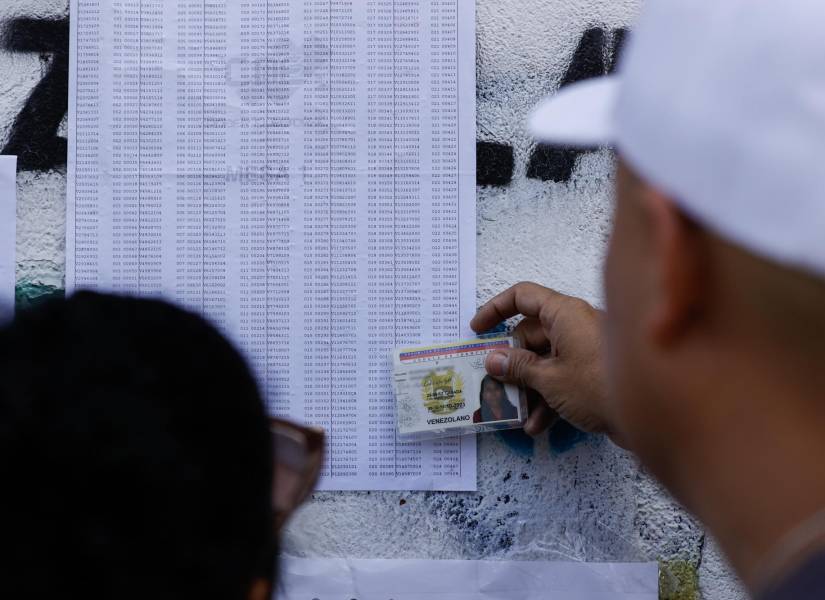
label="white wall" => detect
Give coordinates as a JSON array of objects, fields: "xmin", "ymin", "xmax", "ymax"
[{"xmin": 0, "ymin": 0, "xmax": 748, "ymax": 597}]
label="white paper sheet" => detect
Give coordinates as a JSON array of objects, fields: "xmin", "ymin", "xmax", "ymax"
[
  {"xmin": 67, "ymin": 1, "xmax": 477, "ymax": 490},
  {"xmin": 276, "ymin": 558, "xmax": 659, "ymax": 600},
  {"xmin": 0, "ymin": 156, "xmax": 16, "ymax": 323}
]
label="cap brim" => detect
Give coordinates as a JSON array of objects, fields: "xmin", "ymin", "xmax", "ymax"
[{"xmin": 529, "ymin": 76, "xmax": 619, "ymax": 146}]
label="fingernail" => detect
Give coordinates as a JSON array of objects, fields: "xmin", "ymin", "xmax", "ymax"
[{"xmin": 487, "ymin": 351, "xmax": 509, "ymax": 377}]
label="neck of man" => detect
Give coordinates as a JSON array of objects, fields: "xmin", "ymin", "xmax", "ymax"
[{"xmin": 658, "ymin": 345, "xmax": 825, "ymax": 594}]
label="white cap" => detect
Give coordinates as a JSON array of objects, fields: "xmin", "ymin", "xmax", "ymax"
[{"xmin": 530, "ymin": 0, "xmax": 825, "ymax": 280}]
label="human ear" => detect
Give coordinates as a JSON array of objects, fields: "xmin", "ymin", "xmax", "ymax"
[{"xmin": 643, "ymin": 190, "xmax": 706, "ymax": 345}]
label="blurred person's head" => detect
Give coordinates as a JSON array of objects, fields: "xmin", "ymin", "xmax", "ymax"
[
  {"xmin": 479, "ymin": 375, "xmax": 515, "ymax": 422},
  {"xmin": 480, "ymin": 374, "xmax": 507, "ymax": 409},
  {"xmin": 0, "ymin": 292, "xmax": 275, "ymax": 600}
]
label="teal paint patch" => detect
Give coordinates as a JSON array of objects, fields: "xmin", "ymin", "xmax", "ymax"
[
  {"xmin": 548, "ymin": 420, "xmax": 589, "ymax": 454},
  {"xmin": 15, "ymin": 283, "xmax": 64, "ymax": 311},
  {"xmin": 496, "ymin": 428, "xmax": 534, "ymax": 457}
]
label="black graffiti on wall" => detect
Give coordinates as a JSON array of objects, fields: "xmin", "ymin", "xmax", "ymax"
[
  {"xmin": 523, "ymin": 27, "xmax": 627, "ymax": 184},
  {"xmin": 1, "ymin": 18, "xmax": 69, "ymax": 171},
  {"xmin": 476, "ymin": 141, "xmax": 514, "ymax": 187},
  {"xmin": 476, "ymin": 26, "xmax": 626, "ymax": 185},
  {"xmin": 0, "ymin": 17, "xmax": 624, "ymax": 184}
]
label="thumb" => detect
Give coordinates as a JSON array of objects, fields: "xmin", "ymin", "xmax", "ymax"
[{"xmin": 485, "ymin": 348, "xmax": 549, "ymax": 391}]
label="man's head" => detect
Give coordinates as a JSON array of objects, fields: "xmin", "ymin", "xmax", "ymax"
[
  {"xmin": 0, "ymin": 292, "xmax": 274, "ymax": 600},
  {"xmin": 603, "ymin": 157, "xmax": 825, "ymax": 485},
  {"xmin": 528, "ymin": 0, "xmax": 825, "ymax": 485},
  {"xmin": 519, "ymin": 0, "xmax": 825, "ymax": 584}
]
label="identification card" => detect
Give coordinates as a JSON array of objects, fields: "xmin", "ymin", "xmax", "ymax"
[{"xmin": 392, "ymin": 336, "xmax": 527, "ymax": 441}]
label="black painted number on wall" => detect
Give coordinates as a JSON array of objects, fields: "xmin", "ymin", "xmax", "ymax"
[
  {"xmin": 1, "ymin": 18, "xmax": 70, "ymax": 171},
  {"xmin": 1, "ymin": 18, "xmax": 626, "ymax": 184},
  {"xmin": 526, "ymin": 27, "xmax": 627, "ymax": 183}
]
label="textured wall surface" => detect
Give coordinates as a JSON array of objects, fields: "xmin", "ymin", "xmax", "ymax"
[{"xmin": 0, "ymin": 1, "xmax": 749, "ymax": 598}]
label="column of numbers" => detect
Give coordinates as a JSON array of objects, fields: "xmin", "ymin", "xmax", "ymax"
[
  {"xmin": 111, "ymin": 1, "xmax": 126, "ymax": 291},
  {"xmin": 429, "ymin": 0, "xmax": 462, "ymax": 479},
  {"xmin": 138, "ymin": 0, "xmax": 164, "ymax": 296},
  {"xmin": 73, "ymin": 1, "xmax": 102, "ymax": 288},
  {"xmin": 366, "ymin": 0, "xmax": 397, "ymax": 478},
  {"xmin": 266, "ymin": 1, "xmax": 292, "ymax": 415},
  {"xmin": 115, "ymin": 0, "xmax": 142, "ymax": 294},
  {"xmin": 393, "ymin": 0, "xmax": 424, "ymax": 479},
  {"xmin": 203, "ymin": 0, "xmax": 228, "ymax": 328},
  {"xmin": 301, "ymin": 2, "xmax": 333, "ymax": 476},
  {"xmin": 238, "ymin": 0, "xmax": 268, "ymax": 389},
  {"xmin": 329, "ymin": 0, "xmax": 358, "ymax": 478}
]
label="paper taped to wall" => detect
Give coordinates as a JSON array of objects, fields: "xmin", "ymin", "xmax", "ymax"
[
  {"xmin": 67, "ymin": 1, "xmax": 477, "ymax": 491},
  {"xmin": 276, "ymin": 557, "xmax": 659, "ymax": 599},
  {"xmin": 0, "ymin": 156, "xmax": 16, "ymax": 322}
]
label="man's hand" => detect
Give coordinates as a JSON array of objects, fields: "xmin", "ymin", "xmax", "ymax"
[{"xmin": 471, "ymin": 282, "xmax": 621, "ymax": 444}]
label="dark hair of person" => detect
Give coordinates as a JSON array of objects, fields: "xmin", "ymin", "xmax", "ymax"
[
  {"xmin": 478, "ymin": 374, "xmax": 518, "ymax": 423},
  {"xmin": 0, "ymin": 292, "xmax": 275, "ymax": 600},
  {"xmin": 479, "ymin": 374, "xmax": 503, "ymax": 404}
]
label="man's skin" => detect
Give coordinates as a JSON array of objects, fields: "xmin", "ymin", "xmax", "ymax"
[{"xmin": 471, "ymin": 158, "xmax": 825, "ymax": 592}]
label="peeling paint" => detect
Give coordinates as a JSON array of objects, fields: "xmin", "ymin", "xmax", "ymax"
[{"xmin": 660, "ymin": 560, "xmax": 701, "ymax": 600}]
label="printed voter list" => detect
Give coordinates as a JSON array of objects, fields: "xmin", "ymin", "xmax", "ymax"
[{"xmin": 67, "ymin": 2, "xmax": 478, "ymax": 491}]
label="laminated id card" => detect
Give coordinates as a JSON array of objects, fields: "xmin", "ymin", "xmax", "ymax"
[{"xmin": 392, "ymin": 335, "xmax": 528, "ymax": 441}]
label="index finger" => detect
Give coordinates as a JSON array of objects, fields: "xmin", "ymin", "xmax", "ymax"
[{"xmin": 470, "ymin": 282, "xmax": 567, "ymax": 333}]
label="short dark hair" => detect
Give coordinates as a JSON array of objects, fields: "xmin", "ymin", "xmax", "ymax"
[
  {"xmin": 479, "ymin": 374, "xmax": 503, "ymax": 398},
  {"xmin": 0, "ymin": 292, "xmax": 274, "ymax": 600}
]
